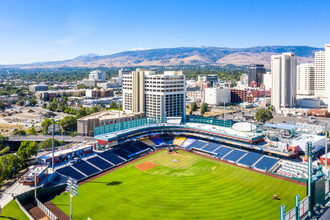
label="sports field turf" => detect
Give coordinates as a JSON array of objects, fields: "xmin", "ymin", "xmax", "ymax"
[
  {"xmin": 51, "ymin": 150, "xmax": 306, "ymax": 219},
  {"xmin": 0, "ymin": 199, "xmax": 29, "ymax": 220}
]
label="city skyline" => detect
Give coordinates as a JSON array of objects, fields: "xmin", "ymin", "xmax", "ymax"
[{"xmin": 1, "ymin": 0, "xmax": 330, "ymax": 64}]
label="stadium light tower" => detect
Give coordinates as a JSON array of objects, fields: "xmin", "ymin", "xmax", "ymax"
[
  {"xmin": 305, "ymin": 141, "xmax": 314, "ymax": 217},
  {"xmin": 66, "ymin": 178, "xmax": 79, "ymax": 220}
]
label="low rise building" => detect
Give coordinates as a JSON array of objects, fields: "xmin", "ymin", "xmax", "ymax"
[
  {"xmin": 29, "ymin": 84, "xmax": 49, "ymax": 92},
  {"xmin": 77, "ymin": 110, "xmax": 145, "ymax": 136},
  {"xmin": 205, "ymin": 87, "xmax": 231, "ymax": 106}
]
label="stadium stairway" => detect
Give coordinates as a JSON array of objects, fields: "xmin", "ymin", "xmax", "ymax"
[{"xmin": 180, "ymin": 138, "xmax": 197, "ymax": 149}]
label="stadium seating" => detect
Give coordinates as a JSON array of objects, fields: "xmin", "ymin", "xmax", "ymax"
[
  {"xmin": 72, "ymin": 161, "xmax": 100, "ymax": 176},
  {"xmin": 99, "ymin": 151, "xmax": 125, "ymax": 164},
  {"xmin": 173, "ymin": 137, "xmax": 186, "ymax": 146},
  {"xmin": 202, "ymin": 142, "xmax": 221, "ymax": 152},
  {"xmin": 214, "ymin": 146, "xmax": 233, "ymax": 159},
  {"xmin": 120, "ymin": 143, "xmax": 141, "ymax": 154},
  {"xmin": 133, "ymin": 142, "xmax": 151, "ymax": 151},
  {"xmin": 112, "ymin": 148, "xmax": 131, "ymax": 160},
  {"xmin": 140, "ymin": 138, "xmax": 156, "ymax": 146},
  {"xmin": 187, "ymin": 140, "xmax": 208, "ymax": 150},
  {"xmin": 275, "ymin": 161, "xmax": 308, "ymax": 178},
  {"xmin": 150, "ymin": 138, "xmax": 165, "ymax": 146},
  {"xmin": 237, "ymin": 152, "xmax": 263, "ymax": 167},
  {"xmin": 180, "ymin": 138, "xmax": 197, "ymax": 148},
  {"xmin": 56, "ymin": 166, "xmax": 86, "ymax": 180},
  {"xmin": 162, "ymin": 137, "xmax": 174, "ymax": 145},
  {"xmin": 223, "ymin": 149, "xmax": 247, "ymax": 162},
  {"xmin": 86, "ymin": 156, "xmax": 114, "ymax": 170},
  {"xmin": 253, "ymin": 156, "xmax": 279, "ymax": 171}
]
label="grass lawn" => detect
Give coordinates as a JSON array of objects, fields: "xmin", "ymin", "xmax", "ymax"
[
  {"xmin": 51, "ymin": 150, "xmax": 306, "ymax": 219},
  {"xmin": 0, "ymin": 199, "xmax": 29, "ymax": 220}
]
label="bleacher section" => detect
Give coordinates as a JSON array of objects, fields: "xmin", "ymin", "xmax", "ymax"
[
  {"xmin": 132, "ymin": 142, "xmax": 151, "ymax": 151},
  {"xmin": 237, "ymin": 152, "xmax": 263, "ymax": 167},
  {"xmin": 72, "ymin": 161, "xmax": 100, "ymax": 176},
  {"xmin": 112, "ymin": 148, "xmax": 131, "ymax": 160},
  {"xmin": 56, "ymin": 166, "xmax": 86, "ymax": 180},
  {"xmin": 46, "ymin": 173, "xmax": 68, "ymax": 187},
  {"xmin": 180, "ymin": 138, "xmax": 197, "ymax": 148},
  {"xmin": 140, "ymin": 138, "xmax": 155, "ymax": 146},
  {"xmin": 151, "ymin": 138, "xmax": 165, "ymax": 146},
  {"xmin": 223, "ymin": 149, "xmax": 247, "ymax": 162},
  {"xmin": 202, "ymin": 143, "xmax": 220, "ymax": 152},
  {"xmin": 87, "ymin": 156, "xmax": 114, "ymax": 170},
  {"xmin": 253, "ymin": 156, "xmax": 279, "ymax": 171},
  {"xmin": 275, "ymin": 161, "xmax": 308, "ymax": 178},
  {"xmin": 214, "ymin": 146, "xmax": 233, "ymax": 159},
  {"xmin": 173, "ymin": 137, "xmax": 186, "ymax": 146},
  {"xmin": 120, "ymin": 143, "xmax": 141, "ymax": 154},
  {"xmin": 187, "ymin": 140, "xmax": 208, "ymax": 150},
  {"xmin": 163, "ymin": 137, "xmax": 174, "ymax": 145},
  {"xmin": 99, "ymin": 151, "xmax": 125, "ymax": 164}
]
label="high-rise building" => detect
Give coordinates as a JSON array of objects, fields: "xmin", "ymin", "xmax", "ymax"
[
  {"xmin": 89, "ymin": 70, "xmax": 106, "ymax": 82},
  {"xmin": 314, "ymin": 51, "xmax": 325, "ymax": 98},
  {"xmin": 263, "ymin": 72, "xmax": 272, "ymax": 91},
  {"xmin": 198, "ymin": 75, "xmax": 218, "ymax": 86},
  {"xmin": 123, "ymin": 69, "xmax": 186, "ymax": 118},
  {"xmin": 248, "ymin": 64, "xmax": 265, "ymax": 87},
  {"xmin": 271, "ymin": 53, "xmax": 297, "ymax": 110},
  {"xmin": 325, "ymin": 44, "xmax": 330, "ymax": 105},
  {"xmin": 297, "ymin": 63, "xmax": 315, "ymax": 96}
]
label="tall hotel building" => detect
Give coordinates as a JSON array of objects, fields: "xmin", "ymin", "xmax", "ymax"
[
  {"xmin": 271, "ymin": 53, "xmax": 297, "ymax": 111},
  {"xmin": 314, "ymin": 44, "xmax": 330, "ymax": 105},
  {"xmin": 297, "ymin": 63, "xmax": 315, "ymax": 96},
  {"xmin": 122, "ymin": 69, "xmax": 186, "ymax": 118}
]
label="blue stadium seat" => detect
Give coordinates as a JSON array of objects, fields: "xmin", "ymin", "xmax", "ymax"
[
  {"xmin": 133, "ymin": 142, "xmax": 151, "ymax": 151},
  {"xmin": 202, "ymin": 142, "xmax": 220, "ymax": 152},
  {"xmin": 223, "ymin": 150, "xmax": 247, "ymax": 162},
  {"xmin": 120, "ymin": 143, "xmax": 141, "ymax": 154},
  {"xmin": 162, "ymin": 137, "xmax": 174, "ymax": 145},
  {"xmin": 187, "ymin": 140, "xmax": 208, "ymax": 150},
  {"xmin": 237, "ymin": 152, "xmax": 263, "ymax": 167},
  {"xmin": 46, "ymin": 173, "xmax": 69, "ymax": 187},
  {"xmin": 72, "ymin": 161, "xmax": 100, "ymax": 176},
  {"xmin": 214, "ymin": 146, "xmax": 233, "ymax": 159},
  {"xmin": 56, "ymin": 166, "xmax": 85, "ymax": 180},
  {"xmin": 253, "ymin": 156, "xmax": 279, "ymax": 171},
  {"xmin": 86, "ymin": 156, "xmax": 114, "ymax": 170},
  {"xmin": 99, "ymin": 151, "xmax": 125, "ymax": 164},
  {"xmin": 150, "ymin": 138, "xmax": 165, "ymax": 146},
  {"xmin": 112, "ymin": 148, "xmax": 131, "ymax": 160}
]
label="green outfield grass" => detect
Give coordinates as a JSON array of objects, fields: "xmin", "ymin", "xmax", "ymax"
[
  {"xmin": 51, "ymin": 150, "xmax": 306, "ymax": 220},
  {"xmin": 0, "ymin": 199, "xmax": 29, "ymax": 220}
]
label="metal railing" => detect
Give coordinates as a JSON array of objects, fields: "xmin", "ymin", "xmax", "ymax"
[
  {"xmin": 36, "ymin": 198, "xmax": 58, "ymax": 220},
  {"xmin": 326, "ymin": 180, "xmax": 329, "ymax": 200},
  {"xmin": 299, "ymin": 196, "xmax": 309, "ymax": 219}
]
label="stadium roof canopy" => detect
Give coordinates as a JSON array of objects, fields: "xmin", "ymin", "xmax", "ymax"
[{"xmin": 264, "ymin": 123, "xmax": 305, "ymax": 131}]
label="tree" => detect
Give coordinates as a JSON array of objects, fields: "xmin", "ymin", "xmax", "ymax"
[
  {"xmin": 42, "ymin": 102, "xmax": 48, "ymax": 109},
  {"xmin": 17, "ymin": 140, "xmax": 38, "ymax": 162},
  {"xmin": 26, "ymin": 126, "xmax": 37, "ymax": 135},
  {"xmin": 39, "ymin": 138, "xmax": 63, "ymax": 149},
  {"xmin": 59, "ymin": 116, "xmax": 77, "ymax": 131},
  {"xmin": 255, "ymin": 108, "xmax": 273, "ymax": 123},
  {"xmin": 109, "ymin": 101, "xmax": 118, "ymax": 109},
  {"xmin": 17, "ymin": 100, "xmax": 25, "ymax": 106},
  {"xmin": 0, "ymin": 134, "xmax": 8, "ymax": 149},
  {"xmin": 41, "ymin": 118, "xmax": 54, "ymax": 135},
  {"xmin": 191, "ymin": 102, "xmax": 197, "ymax": 112},
  {"xmin": 12, "ymin": 129, "xmax": 26, "ymax": 135},
  {"xmin": 0, "ymin": 146, "xmax": 10, "ymax": 155},
  {"xmin": 200, "ymin": 103, "xmax": 208, "ymax": 115}
]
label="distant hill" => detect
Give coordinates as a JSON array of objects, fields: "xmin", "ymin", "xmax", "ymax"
[{"xmin": 1, "ymin": 46, "xmax": 322, "ymax": 69}]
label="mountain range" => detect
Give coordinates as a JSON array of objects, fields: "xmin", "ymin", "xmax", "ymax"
[{"xmin": 2, "ymin": 46, "xmax": 323, "ymax": 69}]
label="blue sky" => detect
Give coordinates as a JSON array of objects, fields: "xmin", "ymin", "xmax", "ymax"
[{"xmin": 0, "ymin": 0, "xmax": 329, "ymax": 64}]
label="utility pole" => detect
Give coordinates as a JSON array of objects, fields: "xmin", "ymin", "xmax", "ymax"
[
  {"xmin": 324, "ymin": 123, "xmax": 328, "ymax": 172},
  {"xmin": 52, "ymin": 123, "xmax": 55, "ymax": 172},
  {"xmin": 306, "ymin": 141, "xmax": 314, "ymax": 217},
  {"xmin": 66, "ymin": 178, "xmax": 78, "ymax": 220}
]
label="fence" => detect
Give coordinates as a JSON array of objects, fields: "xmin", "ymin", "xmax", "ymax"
[
  {"xmin": 15, "ymin": 198, "xmax": 35, "ymax": 220},
  {"xmin": 36, "ymin": 198, "xmax": 58, "ymax": 220},
  {"xmin": 185, "ymin": 115, "xmax": 233, "ymax": 127},
  {"xmin": 325, "ymin": 179, "xmax": 329, "ymax": 200},
  {"xmin": 284, "ymin": 196, "xmax": 309, "ymax": 220}
]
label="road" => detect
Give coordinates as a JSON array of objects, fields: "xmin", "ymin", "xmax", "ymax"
[{"xmin": 7, "ymin": 135, "xmax": 92, "ymax": 142}]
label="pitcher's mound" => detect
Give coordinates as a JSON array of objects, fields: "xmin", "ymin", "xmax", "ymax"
[{"xmin": 135, "ymin": 161, "xmax": 158, "ymax": 171}]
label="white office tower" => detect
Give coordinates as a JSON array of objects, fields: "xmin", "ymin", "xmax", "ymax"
[
  {"xmin": 263, "ymin": 72, "xmax": 272, "ymax": 90},
  {"xmin": 314, "ymin": 51, "xmax": 325, "ymax": 98},
  {"xmin": 271, "ymin": 53, "xmax": 297, "ymax": 111},
  {"xmin": 325, "ymin": 44, "xmax": 330, "ymax": 105},
  {"xmin": 89, "ymin": 70, "xmax": 106, "ymax": 82},
  {"xmin": 123, "ymin": 69, "xmax": 186, "ymax": 118},
  {"xmin": 297, "ymin": 63, "xmax": 315, "ymax": 96}
]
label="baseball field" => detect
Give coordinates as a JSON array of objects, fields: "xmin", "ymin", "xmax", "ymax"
[{"xmin": 51, "ymin": 150, "xmax": 306, "ymax": 219}]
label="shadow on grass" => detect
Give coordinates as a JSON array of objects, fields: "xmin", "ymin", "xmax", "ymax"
[
  {"xmin": 87, "ymin": 181, "xmax": 123, "ymax": 186},
  {"xmin": 0, "ymin": 216, "xmax": 19, "ymax": 220}
]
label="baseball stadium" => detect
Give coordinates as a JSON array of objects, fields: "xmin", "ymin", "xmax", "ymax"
[{"xmin": 2, "ymin": 116, "xmax": 330, "ymax": 220}]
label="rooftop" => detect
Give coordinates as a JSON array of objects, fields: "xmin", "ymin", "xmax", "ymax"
[{"xmin": 78, "ymin": 110, "xmax": 142, "ymax": 121}]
